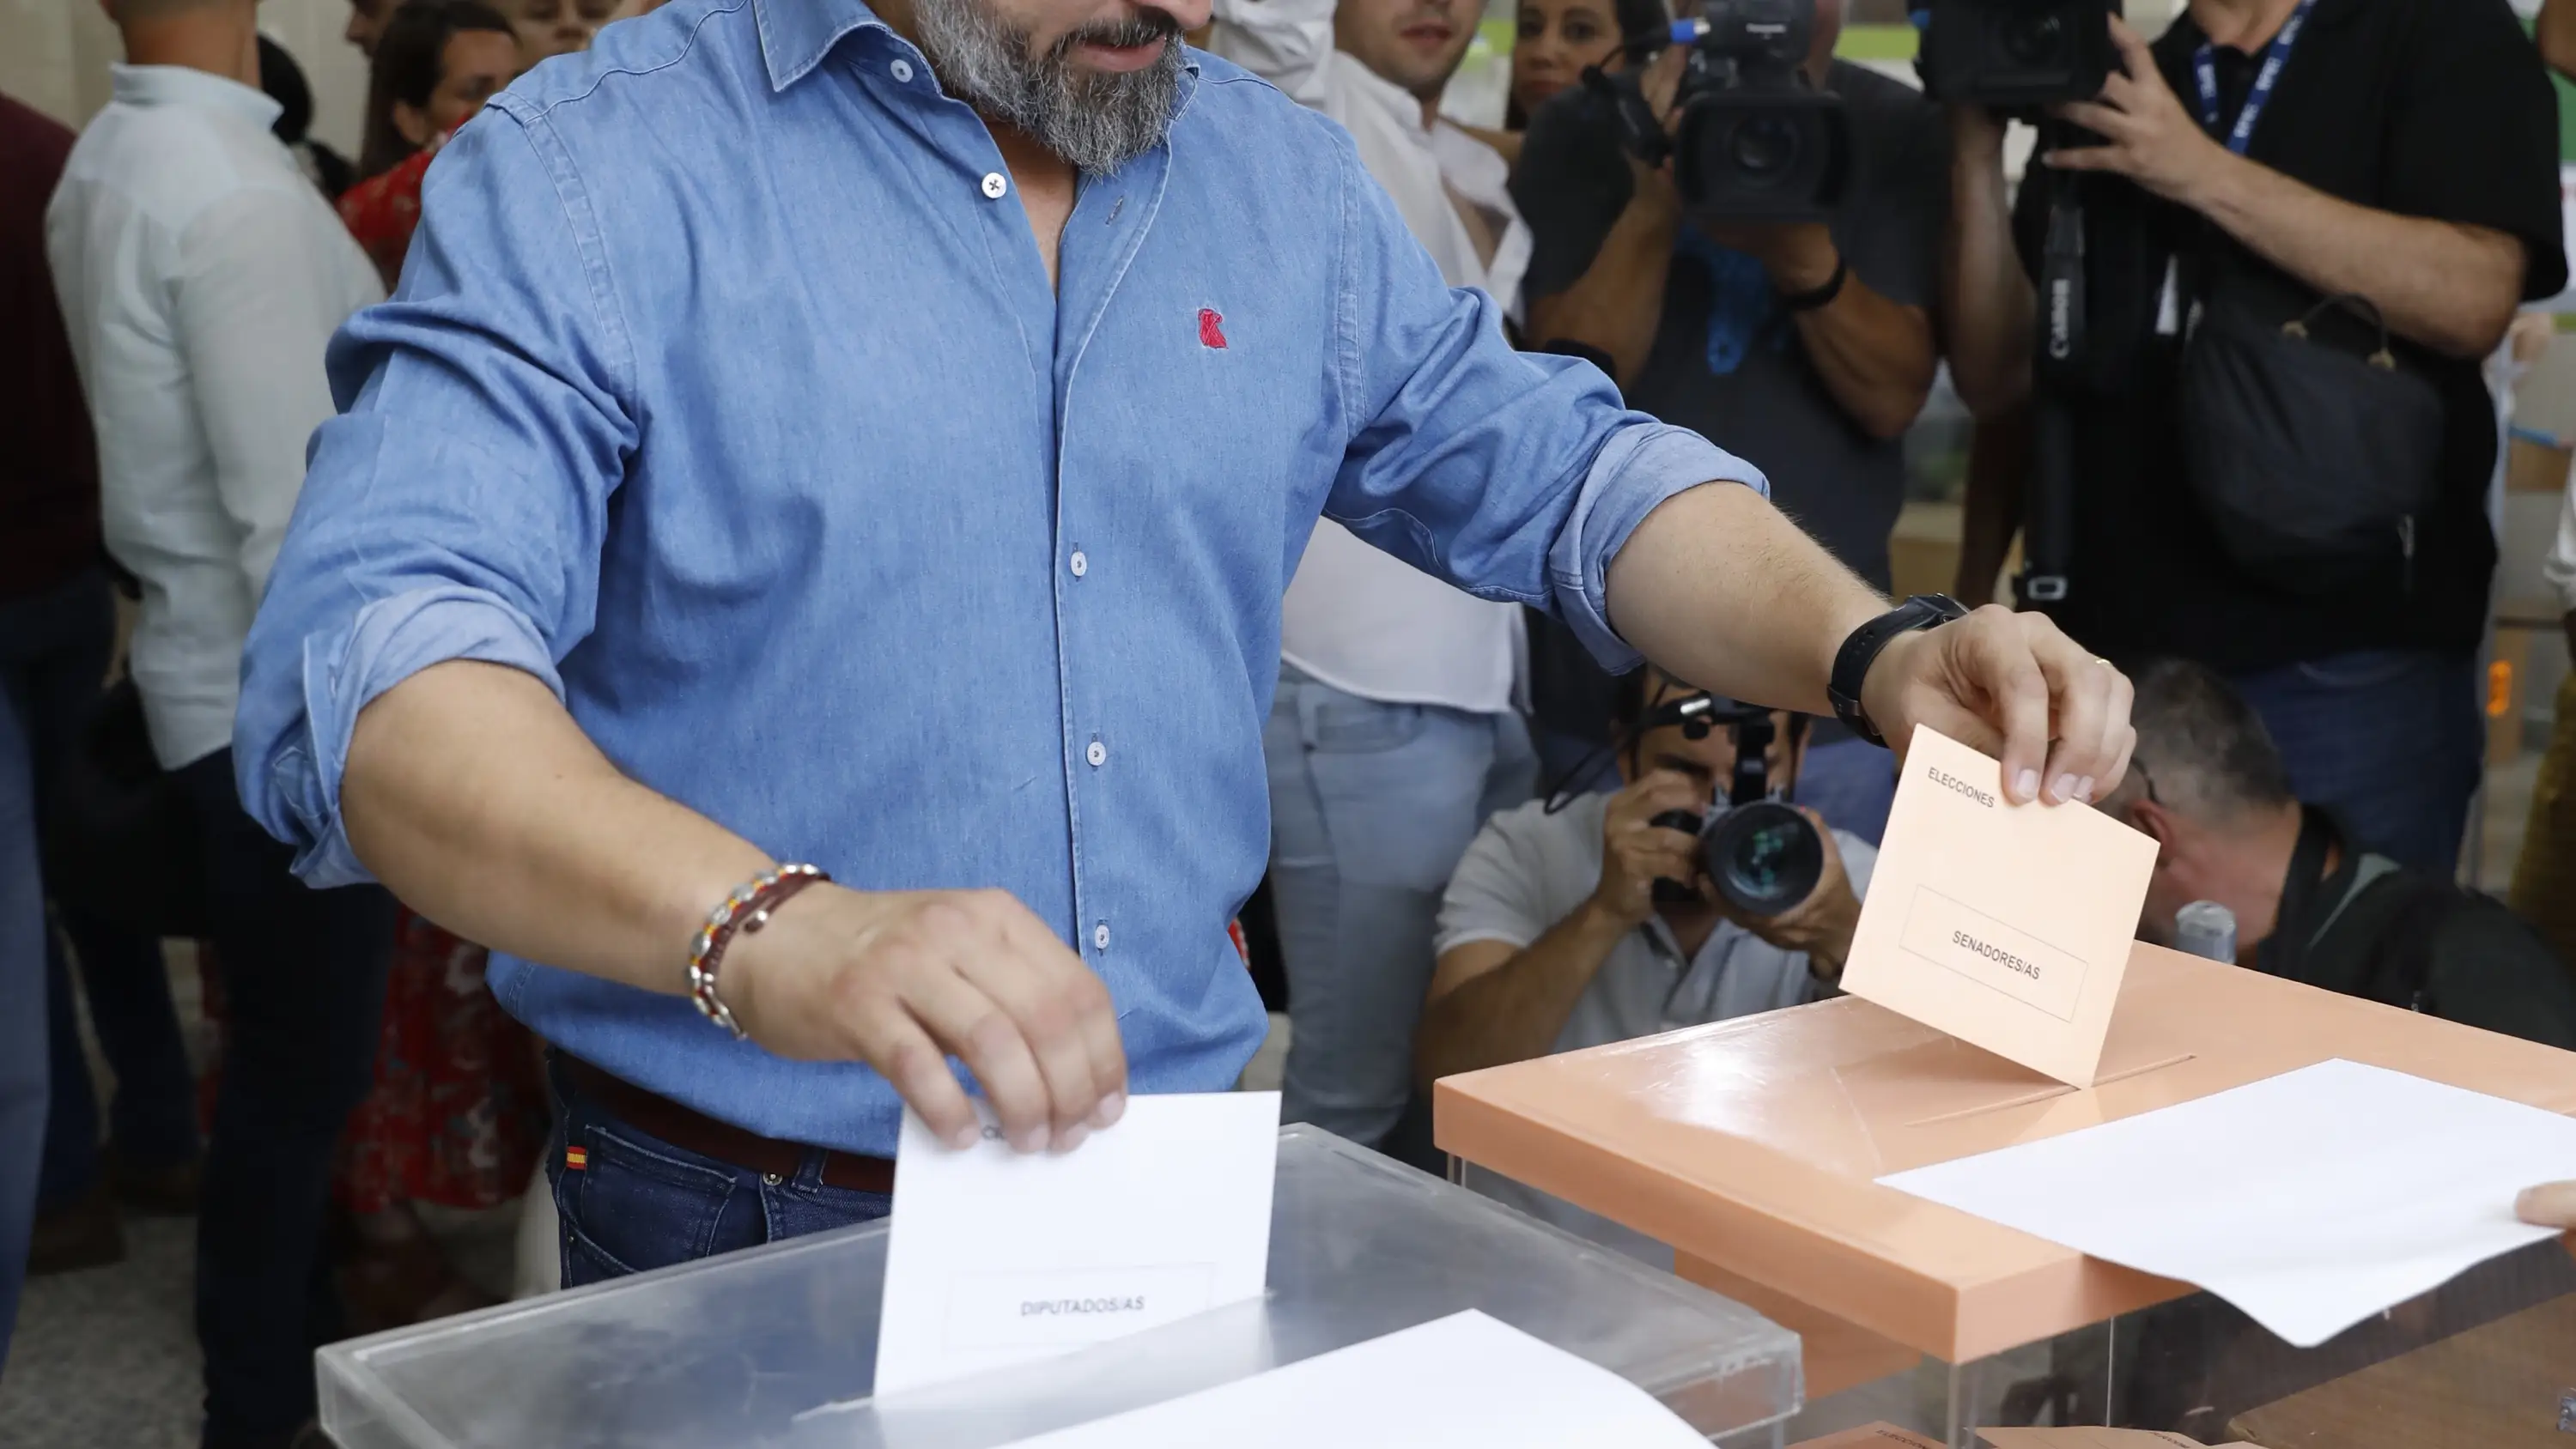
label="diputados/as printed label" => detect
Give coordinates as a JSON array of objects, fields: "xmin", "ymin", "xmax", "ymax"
[
  {"xmin": 943, "ymin": 1263, "xmax": 1217, "ymax": 1352},
  {"xmin": 1896, "ymin": 886, "xmax": 2088, "ymax": 1024}
]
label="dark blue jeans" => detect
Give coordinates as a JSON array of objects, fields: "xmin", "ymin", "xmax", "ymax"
[
  {"xmin": 2228, "ymin": 649, "xmax": 2482, "ymax": 878},
  {"xmin": 182, "ymin": 750, "xmax": 395, "ymax": 1449},
  {"xmin": 547, "ymin": 1055, "xmax": 892, "ymax": 1289},
  {"xmin": 0, "ymin": 569, "xmax": 114, "ymax": 1373},
  {"xmin": 39, "ymin": 897, "xmax": 201, "ymax": 1210}
]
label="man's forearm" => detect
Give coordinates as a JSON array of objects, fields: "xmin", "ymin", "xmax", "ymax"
[
  {"xmin": 1416, "ymin": 903, "xmax": 1633, "ymax": 1082},
  {"xmin": 1784, "ymin": 275, "xmax": 1938, "ymax": 442},
  {"xmin": 342, "ymin": 660, "xmax": 773, "ymax": 994},
  {"xmin": 2190, "ymin": 153, "xmax": 2524, "ymax": 361},
  {"xmin": 1526, "ymin": 186, "xmax": 1685, "ymax": 387},
  {"xmin": 1954, "ymin": 405, "xmax": 2032, "ymax": 607},
  {"xmin": 1944, "ymin": 134, "xmax": 2036, "ymax": 415},
  {"xmin": 2546, "ymin": 0, "xmax": 2576, "ymax": 80},
  {"xmin": 1605, "ymin": 481, "xmax": 1887, "ymax": 717}
]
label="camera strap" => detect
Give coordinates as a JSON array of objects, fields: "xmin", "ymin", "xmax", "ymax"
[{"xmin": 2190, "ymin": 0, "xmax": 2317, "ymax": 157}]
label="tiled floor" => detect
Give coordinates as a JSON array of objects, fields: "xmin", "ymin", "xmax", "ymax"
[{"xmin": 0, "ymin": 756, "xmax": 2548, "ymax": 1447}]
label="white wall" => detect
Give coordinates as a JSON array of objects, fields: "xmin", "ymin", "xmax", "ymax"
[{"xmin": 2, "ymin": 0, "xmax": 369, "ymax": 155}]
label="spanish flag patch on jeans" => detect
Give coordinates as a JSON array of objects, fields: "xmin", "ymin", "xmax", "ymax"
[{"xmin": 565, "ymin": 1145, "xmax": 588, "ymax": 1172}]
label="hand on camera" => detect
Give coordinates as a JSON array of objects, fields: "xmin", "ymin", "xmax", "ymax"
[
  {"xmin": 1701, "ymin": 221, "xmax": 1840, "ymax": 294},
  {"xmin": 1591, "ymin": 770, "xmax": 1710, "ymax": 928},
  {"xmin": 1860, "ymin": 603, "xmax": 2136, "ymax": 807},
  {"xmin": 1710, "ymin": 805, "xmax": 1858, "ymax": 979},
  {"xmin": 723, "ymin": 882, "xmax": 1127, "ymax": 1155},
  {"xmin": 2042, "ymin": 15, "xmax": 2228, "ymax": 205}
]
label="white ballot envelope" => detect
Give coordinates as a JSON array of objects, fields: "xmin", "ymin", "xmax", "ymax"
[
  {"xmin": 1838, "ymin": 726, "xmax": 2157, "ymax": 1087},
  {"xmin": 872, "ymin": 1091, "xmax": 1279, "ymax": 1397},
  {"xmin": 1880, "ymin": 1059, "xmax": 2576, "ymax": 1349},
  {"xmin": 989, "ymin": 1310, "xmax": 1709, "ymax": 1448}
]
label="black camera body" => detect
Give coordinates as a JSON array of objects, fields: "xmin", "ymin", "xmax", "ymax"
[
  {"xmin": 1643, "ymin": 704, "xmax": 1826, "ymax": 918},
  {"xmin": 1591, "ymin": 0, "xmax": 1850, "ymax": 223},
  {"xmin": 1912, "ymin": 0, "xmax": 2117, "ymax": 110}
]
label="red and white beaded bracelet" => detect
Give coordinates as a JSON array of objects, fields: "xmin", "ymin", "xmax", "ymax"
[{"xmin": 686, "ymin": 863, "xmax": 829, "ymax": 1038}]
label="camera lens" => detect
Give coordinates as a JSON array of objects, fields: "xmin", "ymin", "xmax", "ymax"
[
  {"xmin": 1704, "ymin": 800, "xmax": 1825, "ymax": 916},
  {"xmin": 1728, "ymin": 114, "xmax": 1802, "ymax": 179},
  {"xmin": 1998, "ymin": 9, "xmax": 2067, "ymax": 68}
]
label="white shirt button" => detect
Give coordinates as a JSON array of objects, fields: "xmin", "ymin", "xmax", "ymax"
[
  {"xmin": 980, "ymin": 172, "xmax": 1008, "ymax": 200},
  {"xmin": 1086, "ymin": 739, "xmax": 1107, "ymax": 768},
  {"xmin": 890, "ymin": 58, "xmax": 914, "ymax": 82},
  {"xmin": 1068, "ymin": 549, "xmax": 1088, "ymax": 578},
  {"xmin": 1093, "ymin": 923, "xmax": 1111, "ymax": 951}
]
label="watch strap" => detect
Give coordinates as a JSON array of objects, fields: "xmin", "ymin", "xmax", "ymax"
[
  {"xmin": 1828, "ymin": 594, "xmax": 1968, "ymax": 747},
  {"xmin": 1778, "ymin": 254, "xmax": 1850, "ymax": 313}
]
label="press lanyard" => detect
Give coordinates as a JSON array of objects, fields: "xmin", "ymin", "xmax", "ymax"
[{"xmin": 2191, "ymin": 0, "xmax": 2318, "ymax": 156}]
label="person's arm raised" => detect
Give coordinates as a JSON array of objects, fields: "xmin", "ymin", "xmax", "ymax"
[
  {"xmin": 2047, "ymin": 16, "xmax": 2533, "ymax": 361},
  {"xmin": 1941, "ymin": 104, "xmax": 2036, "ymax": 415}
]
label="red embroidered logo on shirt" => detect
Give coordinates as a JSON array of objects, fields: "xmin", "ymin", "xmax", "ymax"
[{"xmin": 1198, "ymin": 308, "xmax": 1228, "ymax": 349}]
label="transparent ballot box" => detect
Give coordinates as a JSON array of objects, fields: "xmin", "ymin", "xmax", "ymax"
[{"xmin": 316, "ymin": 1125, "xmax": 1804, "ymax": 1449}]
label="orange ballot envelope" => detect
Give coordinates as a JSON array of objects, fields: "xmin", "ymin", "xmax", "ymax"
[{"xmin": 1836, "ymin": 726, "xmax": 2157, "ymax": 1088}]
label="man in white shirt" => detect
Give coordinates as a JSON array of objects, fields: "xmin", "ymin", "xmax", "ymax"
[
  {"xmin": 1208, "ymin": 0, "xmax": 1538, "ymax": 1155},
  {"xmin": 47, "ymin": 3, "xmax": 391, "ymax": 1445}
]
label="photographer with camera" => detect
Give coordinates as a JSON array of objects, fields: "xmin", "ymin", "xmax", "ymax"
[
  {"xmin": 1511, "ymin": 0, "xmax": 1946, "ymax": 840},
  {"xmin": 1942, "ymin": 0, "xmax": 2565, "ymax": 876},
  {"xmin": 1417, "ymin": 666, "xmax": 1868, "ymax": 1255},
  {"xmin": 1418, "ymin": 665, "xmax": 1867, "ymax": 1087}
]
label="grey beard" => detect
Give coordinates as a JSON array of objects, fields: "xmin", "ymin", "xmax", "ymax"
[{"xmin": 911, "ymin": 0, "xmax": 1185, "ymax": 175}]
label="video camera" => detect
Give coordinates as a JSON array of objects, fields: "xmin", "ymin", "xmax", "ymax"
[
  {"xmin": 1588, "ymin": 0, "xmax": 1849, "ymax": 223},
  {"xmin": 1909, "ymin": 0, "xmax": 2116, "ymax": 111},
  {"xmin": 1638, "ymin": 694, "xmax": 1826, "ymax": 918}
]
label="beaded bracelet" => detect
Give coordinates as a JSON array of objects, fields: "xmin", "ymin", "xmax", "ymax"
[{"xmin": 687, "ymin": 863, "xmax": 829, "ymax": 1038}]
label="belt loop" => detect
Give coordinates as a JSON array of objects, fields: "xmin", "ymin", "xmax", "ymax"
[{"xmin": 799, "ymin": 1145, "xmax": 831, "ymax": 1191}]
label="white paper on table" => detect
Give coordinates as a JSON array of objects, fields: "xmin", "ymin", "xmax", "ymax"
[
  {"xmin": 1877, "ymin": 1058, "xmax": 2576, "ymax": 1348},
  {"xmin": 872, "ymin": 1091, "xmax": 1279, "ymax": 1397},
  {"xmin": 991, "ymin": 1310, "xmax": 1708, "ymax": 1449}
]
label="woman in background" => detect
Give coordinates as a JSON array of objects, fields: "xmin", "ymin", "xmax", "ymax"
[
  {"xmin": 333, "ymin": 0, "xmax": 546, "ymax": 1331},
  {"xmin": 338, "ymin": 0, "xmax": 518, "ymax": 288},
  {"xmin": 1505, "ymin": 0, "xmax": 1669, "ymax": 130},
  {"xmin": 493, "ymin": 0, "xmax": 625, "ymax": 64}
]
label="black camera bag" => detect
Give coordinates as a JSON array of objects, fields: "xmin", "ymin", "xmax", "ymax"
[{"xmin": 2176, "ymin": 276, "xmax": 2445, "ymax": 596}]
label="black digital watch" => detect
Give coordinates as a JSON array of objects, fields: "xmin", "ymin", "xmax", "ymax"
[{"xmin": 1827, "ymin": 594, "xmax": 1970, "ymax": 747}]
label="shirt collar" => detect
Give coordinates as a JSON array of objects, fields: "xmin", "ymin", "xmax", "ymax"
[
  {"xmin": 1336, "ymin": 51, "xmax": 1437, "ymax": 140},
  {"xmin": 110, "ymin": 64, "xmax": 283, "ymax": 132},
  {"xmin": 756, "ymin": 0, "xmax": 891, "ymax": 91}
]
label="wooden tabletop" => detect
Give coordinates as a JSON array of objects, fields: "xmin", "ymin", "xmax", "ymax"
[{"xmin": 1434, "ymin": 947, "xmax": 2576, "ymax": 1365}]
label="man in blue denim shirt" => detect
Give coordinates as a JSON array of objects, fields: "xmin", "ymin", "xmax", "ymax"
[{"xmin": 239, "ymin": 0, "xmax": 2135, "ymax": 1282}]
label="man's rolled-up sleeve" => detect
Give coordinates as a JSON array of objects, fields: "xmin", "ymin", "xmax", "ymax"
[
  {"xmin": 1317, "ymin": 128, "xmax": 1766, "ymax": 676},
  {"xmin": 235, "ymin": 102, "xmax": 636, "ymax": 887}
]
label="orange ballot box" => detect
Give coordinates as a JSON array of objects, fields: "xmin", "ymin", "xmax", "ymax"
[{"xmin": 1433, "ymin": 945, "xmax": 2576, "ymax": 1388}]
